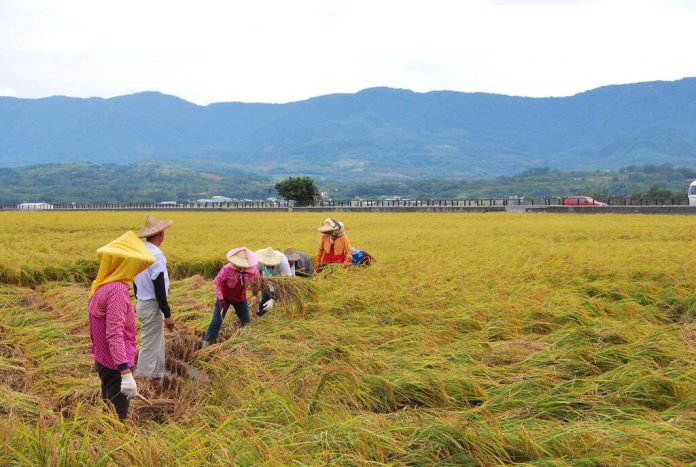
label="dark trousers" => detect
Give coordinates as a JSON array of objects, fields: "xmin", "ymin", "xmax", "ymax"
[
  {"xmin": 204, "ymin": 298, "xmax": 250, "ymax": 342},
  {"xmin": 256, "ymin": 290, "xmax": 272, "ymax": 316},
  {"xmin": 95, "ymin": 362, "xmax": 129, "ymax": 421}
]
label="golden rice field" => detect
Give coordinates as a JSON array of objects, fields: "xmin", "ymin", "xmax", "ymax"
[{"xmin": 1, "ymin": 211, "xmax": 695, "ymax": 465}]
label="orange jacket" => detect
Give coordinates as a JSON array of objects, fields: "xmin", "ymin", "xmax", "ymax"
[{"xmin": 316, "ymin": 234, "xmax": 351, "ymax": 269}]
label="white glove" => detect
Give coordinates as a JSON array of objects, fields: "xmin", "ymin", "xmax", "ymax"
[
  {"xmin": 120, "ymin": 372, "xmax": 138, "ymax": 399},
  {"xmin": 263, "ymin": 299, "xmax": 275, "ymax": 311}
]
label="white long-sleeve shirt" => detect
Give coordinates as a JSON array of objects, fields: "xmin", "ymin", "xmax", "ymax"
[
  {"xmin": 258, "ymin": 255, "xmax": 293, "ymax": 277},
  {"xmin": 134, "ymin": 242, "xmax": 169, "ymax": 300}
]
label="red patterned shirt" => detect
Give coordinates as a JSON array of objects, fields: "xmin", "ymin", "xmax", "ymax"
[
  {"xmin": 88, "ymin": 281, "xmax": 136, "ymax": 371},
  {"xmin": 214, "ymin": 264, "xmax": 260, "ymax": 303}
]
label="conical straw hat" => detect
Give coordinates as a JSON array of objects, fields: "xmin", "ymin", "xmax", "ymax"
[
  {"xmin": 255, "ymin": 247, "xmax": 284, "ymax": 266},
  {"xmin": 283, "ymin": 248, "xmax": 301, "ymax": 262},
  {"xmin": 318, "ymin": 218, "xmax": 344, "ymax": 233},
  {"xmin": 137, "ymin": 215, "xmax": 173, "ymax": 238},
  {"xmin": 227, "ymin": 247, "xmax": 258, "ymax": 269}
]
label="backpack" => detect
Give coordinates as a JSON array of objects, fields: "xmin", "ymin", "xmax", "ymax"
[{"xmin": 351, "ymin": 248, "xmax": 375, "ymax": 267}]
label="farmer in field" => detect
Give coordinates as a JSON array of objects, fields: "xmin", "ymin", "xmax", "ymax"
[
  {"xmin": 202, "ymin": 247, "xmax": 260, "ymax": 347},
  {"xmin": 254, "ymin": 247, "xmax": 293, "ymax": 315},
  {"xmin": 315, "ymin": 218, "xmax": 352, "ymax": 272},
  {"xmin": 133, "ymin": 215, "xmax": 174, "ymax": 391},
  {"xmin": 88, "ymin": 231, "xmax": 155, "ymax": 421},
  {"xmin": 283, "ymin": 248, "xmax": 314, "ymax": 277}
]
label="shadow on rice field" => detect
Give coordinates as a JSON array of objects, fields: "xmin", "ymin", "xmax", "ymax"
[{"xmin": 1, "ymin": 211, "xmax": 695, "ymax": 464}]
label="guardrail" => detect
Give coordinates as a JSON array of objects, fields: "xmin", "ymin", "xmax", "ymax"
[
  {"xmin": 3, "ymin": 201, "xmax": 293, "ymax": 210},
  {"xmin": 554, "ymin": 197, "xmax": 691, "ymax": 206},
  {"xmin": 0, "ymin": 197, "xmax": 691, "ymax": 211},
  {"xmin": 315, "ymin": 197, "xmax": 692, "ymax": 207}
]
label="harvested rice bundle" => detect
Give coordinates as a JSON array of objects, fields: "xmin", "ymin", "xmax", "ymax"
[
  {"xmin": 0, "ymin": 359, "xmax": 30, "ymax": 392},
  {"xmin": 54, "ymin": 387, "xmax": 101, "ymax": 417},
  {"xmin": 131, "ymin": 398, "xmax": 177, "ymax": 423},
  {"xmin": 249, "ymin": 275, "xmax": 319, "ymax": 311},
  {"xmin": 165, "ymin": 355, "xmax": 189, "ymax": 378},
  {"xmin": 167, "ymin": 329, "xmax": 203, "ymax": 362}
]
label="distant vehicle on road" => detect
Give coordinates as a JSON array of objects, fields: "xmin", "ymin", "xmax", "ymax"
[
  {"xmin": 157, "ymin": 201, "xmax": 178, "ymax": 207},
  {"xmin": 563, "ymin": 196, "xmax": 607, "ymax": 206},
  {"xmin": 689, "ymin": 181, "xmax": 696, "ymax": 206}
]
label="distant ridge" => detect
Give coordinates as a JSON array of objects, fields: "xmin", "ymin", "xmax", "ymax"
[{"xmin": 1, "ymin": 78, "xmax": 695, "ymax": 179}]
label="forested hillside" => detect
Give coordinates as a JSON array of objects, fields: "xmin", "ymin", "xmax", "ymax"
[
  {"xmin": 1, "ymin": 79, "xmax": 695, "ymax": 179},
  {"xmin": 1, "ymin": 163, "xmax": 693, "ymax": 204}
]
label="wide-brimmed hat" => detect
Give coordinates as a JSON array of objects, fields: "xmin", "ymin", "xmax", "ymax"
[
  {"xmin": 318, "ymin": 218, "xmax": 344, "ymax": 233},
  {"xmin": 255, "ymin": 247, "xmax": 284, "ymax": 266},
  {"xmin": 227, "ymin": 247, "xmax": 258, "ymax": 269},
  {"xmin": 137, "ymin": 215, "xmax": 173, "ymax": 238},
  {"xmin": 283, "ymin": 248, "xmax": 301, "ymax": 262}
]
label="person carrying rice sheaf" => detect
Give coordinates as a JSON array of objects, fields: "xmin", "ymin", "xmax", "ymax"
[
  {"xmin": 202, "ymin": 247, "xmax": 260, "ymax": 347},
  {"xmin": 133, "ymin": 215, "xmax": 174, "ymax": 391},
  {"xmin": 88, "ymin": 231, "xmax": 156, "ymax": 421},
  {"xmin": 315, "ymin": 218, "xmax": 352, "ymax": 272},
  {"xmin": 254, "ymin": 247, "xmax": 292, "ymax": 316}
]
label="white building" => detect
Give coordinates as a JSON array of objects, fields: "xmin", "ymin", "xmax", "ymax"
[{"xmin": 17, "ymin": 202, "xmax": 54, "ymax": 210}]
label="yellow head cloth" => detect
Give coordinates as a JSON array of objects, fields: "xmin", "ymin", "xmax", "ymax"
[{"xmin": 88, "ymin": 231, "xmax": 156, "ymax": 298}]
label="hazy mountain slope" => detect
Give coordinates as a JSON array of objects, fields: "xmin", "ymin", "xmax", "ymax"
[{"xmin": 1, "ymin": 78, "xmax": 695, "ymax": 178}]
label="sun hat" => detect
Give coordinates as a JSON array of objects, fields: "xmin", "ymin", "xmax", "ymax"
[
  {"xmin": 282, "ymin": 248, "xmax": 301, "ymax": 262},
  {"xmin": 137, "ymin": 215, "xmax": 174, "ymax": 238},
  {"xmin": 227, "ymin": 247, "xmax": 258, "ymax": 269},
  {"xmin": 255, "ymin": 247, "xmax": 284, "ymax": 266},
  {"xmin": 318, "ymin": 218, "xmax": 344, "ymax": 233}
]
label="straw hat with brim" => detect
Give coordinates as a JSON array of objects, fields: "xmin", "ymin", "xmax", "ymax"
[
  {"xmin": 137, "ymin": 215, "xmax": 174, "ymax": 238},
  {"xmin": 283, "ymin": 248, "xmax": 301, "ymax": 262},
  {"xmin": 255, "ymin": 247, "xmax": 284, "ymax": 266},
  {"xmin": 227, "ymin": 247, "xmax": 258, "ymax": 269},
  {"xmin": 318, "ymin": 218, "xmax": 344, "ymax": 233}
]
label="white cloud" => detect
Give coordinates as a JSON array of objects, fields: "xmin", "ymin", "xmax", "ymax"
[
  {"xmin": 0, "ymin": 85, "xmax": 18, "ymax": 97},
  {"xmin": 0, "ymin": 0, "xmax": 695, "ymax": 104}
]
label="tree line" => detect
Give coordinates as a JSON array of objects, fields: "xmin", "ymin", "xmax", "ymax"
[{"xmin": 1, "ymin": 162, "xmax": 694, "ymax": 204}]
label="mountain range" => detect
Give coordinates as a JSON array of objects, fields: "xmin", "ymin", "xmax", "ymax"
[{"xmin": 1, "ymin": 78, "xmax": 695, "ymax": 179}]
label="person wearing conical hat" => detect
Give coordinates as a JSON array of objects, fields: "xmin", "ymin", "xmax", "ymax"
[
  {"xmin": 88, "ymin": 231, "xmax": 155, "ymax": 421},
  {"xmin": 133, "ymin": 216, "xmax": 174, "ymax": 391},
  {"xmin": 315, "ymin": 218, "xmax": 352, "ymax": 272},
  {"xmin": 283, "ymin": 248, "xmax": 314, "ymax": 278},
  {"xmin": 202, "ymin": 247, "xmax": 261, "ymax": 347},
  {"xmin": 253, "ymin": 247, "xmax": 292, "ymax": 316}
]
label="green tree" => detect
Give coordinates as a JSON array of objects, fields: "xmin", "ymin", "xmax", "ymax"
[
  {"xmin": 274, "ymin": 176, "xmax": 319, "ymax": 206},
  {"xmin": 644, "ymin": 185, "xmax": 676, "ymax": 198}
]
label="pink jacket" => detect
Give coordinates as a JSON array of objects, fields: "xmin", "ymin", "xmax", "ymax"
[
  {"xmin": 214, "ymin": 264, "xmax": 260, "ymax": 303},
  {"xmin": 88, "ymin": 281, "xmax": 136, "ymax": 371}
]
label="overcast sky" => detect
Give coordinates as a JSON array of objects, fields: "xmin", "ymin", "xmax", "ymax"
[{"xmin": 1, "ymin": 0, "xmax": 695, "ymax": 104}]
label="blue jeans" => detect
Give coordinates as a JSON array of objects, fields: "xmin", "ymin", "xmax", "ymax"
[{"xmin": 204, "ymin": 299, "xmax": 250, "ymax": 342}]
